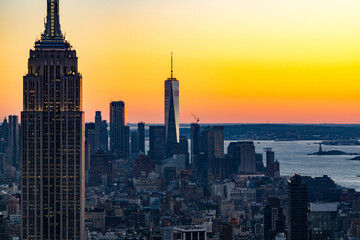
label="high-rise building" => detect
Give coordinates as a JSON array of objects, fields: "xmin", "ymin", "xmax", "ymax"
[
  {"xmin": 310, "ymin": 203, "xmax": 338, "ymax": 240},
  {"xmin": 95, "ymin": 111, "xmax": 108, "ymax": 152},
  {"xmin": 149, "ymin": 126, "xmax": 166, "ymax": 163},
  {"xmin": 137, "ymin": 122, "xmax": 145, "ymax": 154},
  {"xmin": 86, "ymin": 123, "xmax": 96, "ymax": 156},
  {"xmin": 165, "ymin": 54, "xmax": 179, "ymax": 157},
  {"xmin": 263, "ymin": 197, "xmax": 285, "ymax": 240},
  {"xmin": 287, "ymin": 174, "xmax": 308, "ymax": 240},
  {"xmin": 228, "ymin": 141, "xmax": 256, "ymax": 174},
  {"xmin": 21, "ymin": 0, "xmax": 85, "ymax": 238},
  {"xmin": 131, "ymin": 131, "xmax": 139, "ymax": 155},
  {"xmin": 199, "ymin": 126, "xmax": 224, "ymax": 161},
  {"xmin": 190, "ymin": 123, "xmax": 200, "ymax": 164},
  {"xmin": 110, "ymin": 101, "xmax": 129, "ymax": 159},
  {"xmin": 5, "ymin": 116, "xmax": 20, "ymax": 169},
  {"xmin": 265, "ymin": 148, "xmax": 275, "ymax": 177}
]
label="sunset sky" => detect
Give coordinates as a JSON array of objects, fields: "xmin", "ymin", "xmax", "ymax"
[{"xmin": 1, "ymin": 0, "xmax": 360, "ymax": 123}]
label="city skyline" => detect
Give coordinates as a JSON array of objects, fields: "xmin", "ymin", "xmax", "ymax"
[{"xmin": 2, "ymin": 1, "xmax": 360, "ymax": 124}]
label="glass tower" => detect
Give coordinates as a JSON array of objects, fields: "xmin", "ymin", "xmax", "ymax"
[{"xmin": 164, "ymin": 54, "xmax": 179, "ymax": 156}]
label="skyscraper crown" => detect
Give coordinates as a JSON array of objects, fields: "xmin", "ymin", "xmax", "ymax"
[{"xmin": 35, "ymin": 0, "xmax": 71, "ymax": 50}]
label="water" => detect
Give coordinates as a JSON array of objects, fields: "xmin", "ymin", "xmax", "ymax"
[
  {"xmin": 144, "ymin": 140, "xmax": 360, "ymax": 190},
  {"xmin": 232, "ymin": 140, "xmax": 360, "ymax": 191}
]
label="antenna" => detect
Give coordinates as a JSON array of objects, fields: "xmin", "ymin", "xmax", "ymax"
[{"xmin": 171, "ymin": 52, "xmax": 173, "ymax": 79}]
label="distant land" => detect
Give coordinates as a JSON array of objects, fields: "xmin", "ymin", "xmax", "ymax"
[{"xmin": 127, "ymin": 123, "xmax": 360, "ymax": 141}]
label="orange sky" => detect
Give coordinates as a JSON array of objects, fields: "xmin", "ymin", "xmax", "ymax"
[{"xmin": 1, "ymin": 0, "xmax": 360, "ymax": 123}]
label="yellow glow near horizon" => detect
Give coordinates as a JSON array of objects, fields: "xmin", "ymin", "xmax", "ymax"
[{"xmin": 1, "ymin": 0, "xmax": 360, "ymax": 123}]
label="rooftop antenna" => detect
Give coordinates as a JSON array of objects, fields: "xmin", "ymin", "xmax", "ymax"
[{"xmin": 171, "ymin": 52, "xmax": 173, "ymax": 79}]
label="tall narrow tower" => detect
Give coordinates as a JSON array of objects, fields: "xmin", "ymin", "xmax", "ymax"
[
  {"xmin": 165, "ymin": 53, "xmax": 180, "ymax": 156},
  {"xmin": 21, "ymin": 0, "xmax": 85, "ymax": 239}
]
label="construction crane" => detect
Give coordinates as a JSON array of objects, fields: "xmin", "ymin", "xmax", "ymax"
[{"xmin": 191, "ymin": 113, "xmax": 200, "ymax": 124}]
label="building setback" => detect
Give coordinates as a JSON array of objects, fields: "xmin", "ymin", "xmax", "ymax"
[{"xmin": 21, "ymin": 0, "xmax": 85, "ymax": 239}]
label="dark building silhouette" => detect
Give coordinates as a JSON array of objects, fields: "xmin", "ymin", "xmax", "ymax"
[
  {"xmin": 86, "ymin": 123, "xmax": 96, "ymax": 155},
  {"xmin": 138, "ymin": 122, "xmax": 145, "ymax": 153},
  {"xmin": 255, "ymin": 153, "xmax": 266, "ymax": 174},
  {"xmin": 190, "ymin": 123, "xmax": 200, "ymax": 163},
  {"xmin": 131, "ymin": 131, "xmax": 139, "ymax": 156},
  {"xmin": 6, "ymin": 116, "xmax": 20, "ymax": 169},
  {"xmin": 133, "ymin": 155, "xmax": 155, "ymax": 178},
  {"xmin": 263, "ymin": 197, "xmax": 285, "ymax": 240},
  {"xmin": 165, "ymin": 54, "xmax": 179, "ymax": 157},
  {"xmin": 228, "ymin": 141, "xmax": 256, "ymax": 174},
  {"xmin": 21, "ymin": 0, "xmax": 85, "ymax": 238},
  {"xmin": 149, "ymin": 126, "xmax": 166, "ymax": 163},
  {"xmin": 179, "ymin": 136, "xmax": 190, "ymax": 168},
  {"xmin": 220, "ymin": 224, "xmax": 233, "ymax": 240},
  {"xmin": 305, "ymin": 175, "xmax": 340, "ymax": 202},
  {"xmin": 110, "ymin": 101, "xmax": 129, "ymax": 159},
  {"xmin": 0, "ymin": 215, "xmax": 5, "ymax": 240},
  {"xmin": 265, "ymin": 148, "xmax": 275, "ymax": 177},
  {"xmin": 89, "ymin": 151, "xmax": 112, "ymax": 186},
  {"xmin": 199, "ymin": 126, "xmax": 224, "ymax": 161},
  {"xmin": 0, "ymin": 118, "xmax": 8, "ymax": 155},
  {"xmin": 265, "ymin": 148, "xmax": 280, "ymax": 178},
  {"xmin": 287, "ymin": 174, "xmax": 308, "ymax": 240},
  {"xmin": 95, "ymin": 111, "xmax": 108, "ymax": 152}
]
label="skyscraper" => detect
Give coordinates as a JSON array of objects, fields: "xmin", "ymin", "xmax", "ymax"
[
  {"xmin": 190, "ymin": 123, "xmax": 200, "ymax": 163},
  {"xmin": 165, "ymin": 53, "xmax": 179, "ymax": 157},
  {"xmin": 137, "ymin": 122, "xmax": 145, "ymax": 154},
  {"xmin": 287, "ymin": 174, "xmax": 308, "ymax": 240},
  {"xmin": 265, "ymin": 148, "xmax": 275, "ymax": 178},
  {"xmin": 21, "ymin": 0, "xmax": 85, "ymax": 239},
  {"xmin": 227, "ymin": 141, "xmax": 256, "ymax": 174},
  {"xmin": 6, "ymin": 115, "xmax": 20, "ymax": 169},
  {"xmin": 149, "ymin": 126, "xmax": 166, "ymax": 163},
  {"xmin": 95, "ymin": 111, "xmax": 108, "ymax": 152},
  {"xmin": 263, "ymin": 197, "xmax": 285, "ymax": 240},
  {"xmin": 110, "ymin": 101, "xmax": 129, "ymax": 159}
]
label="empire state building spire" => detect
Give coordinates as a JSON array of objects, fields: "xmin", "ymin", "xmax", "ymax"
[
  {"xmin": 43, "ymin": 0, "xmax": 62, "ymax": 39},
  {"xmin": 36, "ymin": 0, "xmax": 71, "ymax": 49}
]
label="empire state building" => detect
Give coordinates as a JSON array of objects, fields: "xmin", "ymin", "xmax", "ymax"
[{"xmin": 21, "ymin": 0, "xmax": 85, "ymax": 239}]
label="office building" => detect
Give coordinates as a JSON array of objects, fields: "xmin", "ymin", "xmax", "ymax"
[
  {"xmin": 263, "ymin": 197, "xmax": 285, "ymax": 240},
  {"xmin": 149, "ymin": 126, "xmax": 166, "ymax": 163},
  {"xmin": 95, "ymin": 111, "xmax": 108, "ymax": 152},
  {"xmin": 190, "ymin": 123, "xmax": 200, "ymax": 164},
  {"xmin": 199, "ymin": 126, "xmax": 224, "ymax": 161},
  {"xmin": 85, "ymin": 123, "xmax": 96, "ymax": 156},
  {"xmin": 110, "ymin": 101, "xmax": 129, "ymax": 159},
  {"xmin": 265, "ymin": 148, "xmax": 275, "ymax": 177},
  {"xmin": 138, "ymin": 122, "xmax": 145, "ymax": 154},
  {"xmin": 310, "ymin": 203, "xmax": 338, "ymax": 240},
  {"xmin": 228, "ymin": 141, "xmax": 256, "ymax": 174},
  {"xmin": 21, "ymin": 0, "xmax": 85, "ymax": 238},
  {"xmin": 165, "ymin": 54, "xmax": 179, "ymax": 157},
  {"xmin": 287, "ymin": 174, "xmax": 308, "ymax": 240},
  {"xmin": 6, "ymin": 116, "xmax": 20, "ymax": 169},
  {"xmin": 131, "ymin": 131, "xmax": 138, "ymax": 155}
]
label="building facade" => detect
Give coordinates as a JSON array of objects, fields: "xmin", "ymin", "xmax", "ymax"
[
  {"xmin": 110, "ymin": 101, "xmax": 129, "ymax": 159},
  {"xmin": 287, "ymin": 174, "xmax": 308, "ymax": 240},
  {"xmin": 21, "ymin": 0, "xmax": 85, "ymax": 239}
]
